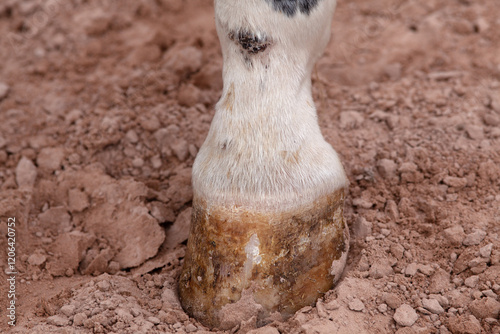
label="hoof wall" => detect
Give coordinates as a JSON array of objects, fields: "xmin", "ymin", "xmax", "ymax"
[{"xmin": 179, "ymin": 189, "xmax": 349, "ymax": 329}]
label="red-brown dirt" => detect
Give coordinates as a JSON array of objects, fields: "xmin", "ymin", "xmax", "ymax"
[{"xmin": 0, "ymin": 0, "xmax": 499, "ymax": 333}]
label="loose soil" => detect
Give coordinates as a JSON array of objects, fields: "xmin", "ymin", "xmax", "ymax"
[{"xmin": 0, "ymin": 0, "xmax": 499, "ymax": 333}]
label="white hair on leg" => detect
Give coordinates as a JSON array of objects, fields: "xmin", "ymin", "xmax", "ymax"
[{"xmin": 193, "ymin": 0, "xmax": 346, "ymax": 212}]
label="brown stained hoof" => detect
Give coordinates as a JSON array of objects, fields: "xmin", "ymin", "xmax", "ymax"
[{"xmin": 179, "ymin": 189, "xmax": 349, "ymax": 330}]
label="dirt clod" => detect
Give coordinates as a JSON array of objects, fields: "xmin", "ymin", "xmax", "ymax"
[
  {"xmin": 15, "ymin": 156, "xmax": 37, "ymax": 189},
  {"xmin": 462, "ymin": 229, "xmax": 487, "ymax": 246},
  {"xmin": 446, "ymin": 315, "xmax": 482, "ymax": 334},
  {"xmin": 422, "ymin": 298, "xmax": 445, "ymax": 315},
  {"xmin": 36, "ymin": 147, "xmax": 65, "ymax": 172},
  {"xmin": 393, "ymin": 304, "xmax": 418, "ymax": 327},
  {"xmin": 468, "ymin": 297, "xmax": 500, "ymax": 320}
]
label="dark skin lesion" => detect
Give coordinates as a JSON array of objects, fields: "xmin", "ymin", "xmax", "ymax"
[{"xmin": 228, "ymin": 29, "xmax": 270, "ymax": 55}]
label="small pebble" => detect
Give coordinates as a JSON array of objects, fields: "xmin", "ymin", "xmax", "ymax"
[
  {"xmin": 353, "ymin": 217, "xmax": 372, "ymax": 239},
  {"xmin": 67, "ymin": 153, "xmax": 81, "ymax": 165},
  {"xmin": 443, "ymin": 226, "xmax": 465, "ymax": 246},
  {"xmin": 126, "ymin": 130, "xmax": 139, "ymax": 143},
  {"xmin": 443, "ymin": 176, "xmax": 468, "ymax": 188},
  {"xmin": 27, "ymin": 253, "xmax": 46, "ymax": 266},
  {"xmin": 358, "ymin": 255, "xmax": 370, "ymax": 272},
  {"xmin": 352, "ymin": 198, "xmax": 373, "ymax": 209},
  {"xmin": 46, "ymin": 315, "xmax": 69, "ymax": 326},
  {"xmin": 60, "ymin": 304, "xmax": 76, "ymax": 317},
  {"xmin": 132, "ymin": 157, "xmax": 144, "ymax": 168},
  {"xmin": 188, "ymin": 144, "xmax": 198, "ymax": 158},
  {"xmin": 377, "ymin": 158, "xmax": 397, "ymax": 179},
  {"xmin": 162, "ymin": 288, "xmax": 182, "ymax": 309},
  {"xmin": 450, "ymin": 252, "xmax": 458, "ymax": 262},
  {"xmin": 452, "ymin": 277, "xmax": 463, "ymax": 287},
  {"xmin": 403, "ymin": 250, "xmax": 412, "ymax": 260},
  {"xmin": 471, "ymin": 290, "xmax": 483, "ymax": 300},
  {"xmin": 130, "ymin": 308, "xmax": 141, "ymax": 317},
  {"xmin": 479, "ymin": 243, "xmax": 493, "ymax": 258},
  {"xmin": 73, "ymin": 312, "xmax": 87, "ymax": 326},
  {"xmin": 108, "ymin": 261, "xmax": 120, "ymax": 274},
  {"xmin": 316, "ymin": 300, "xmax": 328, "ymax": 318},
  {"xmin": 100, "ymin": 299, "xmax": 116, "ymax": 310},
  {"xmin": 325, "ymin": 299, "xmax": 340, "ymax": 310},
  {"xmin": 148, "ymin": 316, "xmax": 161, "ymax": 325},
  {"xmin": 383, "ymin": 292, "xmax": 402, "ymax": 309},
  {"xmin": 37, "ymin": 147, "xmax": 65, "ymax": 171},
  {"xmin": 177, "ymin": 84, "xmax": 201, "ymax": 107},
  {"xmin": 482, "ymin": 289, "xmax": 497, "ymax": 298},
  {"xmin": 185, "ymin": 323, "xmax": 198, "ymax": 332},
  {"xmin": 463, "ymin": 229, "xmax": 487, "ymax": 246},
  {"xmin": 385, "ymin": 200, "xmax": 400, "ymax": 221},
  {"xmin": 151, "ymin": 155, "xmax": 162, "ymax": 169},
  {"xmin": 65, "ymin": 109, "xmax": 82, "ymax": 124},
  {"xmin": 369, "ymin": 260, "xmax": 394, "ymax": 279},
  {"xmin": 378, "ymin": 303, "xmax": 388, "ymax": 313},
  {"xmin": 348, "ymin": 298, "xmax": 365, "ymax": 312},
  {"xmin": 65, "ymin": 268, "xmax": 74, "ymax": 277},
  {"xmin": 339, "ymin": 110, "xmax": 364, "ymax": 129},
  {"xmin": 464, "ymin": 124, "xmax": 485, "ymax": 140},
  {"xmin": 381, "ymin": 228, "xmax": 391, "ymax": 236},
  {"xmin": 422, "ymin": 298, "xmax": 445, "ymax": 314},
  {"xmin": 97, "ymin": 280, "xmax": 111, "ymax": 291},
  {"xmin": 428, "ymin": 294, "xmax": 449, "ymax": 309},
  {"xmin": 390, "ymin": 244, "xmax": 405, "ymax": 260},
  {"xmin": 139, "ymin": 114, "xmax": 160, "ymax": 132},
  {"xmin": 394, "ymin": 304, "xmax": 419, "ymax": 327},
  {"xmin": 418, "ymin": 306, "xmax": 431, "ymax": 315},
  {"xmin": 68, "ymin": 188, "xmax": 90, "ymax": 213},
  {"xmin": 0, "ymin": 82, "xmax": 10, "ymax": 100},
  {"xmin": 417, "ymin": 264, "xmax": 434, "ymax": 276},
  {"xmin": 171, "ymin": 139, "xmax": 189, "ymax": 161},
  {"xmin": 464, "ymin": 275, "xmax": 480, "ymax": 288},
  {"xmin": 15, "ymin": 157, "xmax": 37, "ymax": 189},
  {"xmin": 405, "ymin": 263, "xmax": 418, "ymax": 276},
  {"xmin": 116, "ymin": 308, "xmax": 133, "ymax": 321},
  {"xmin": 469, "ymin": 257, "xmax": 487, "ymax": 268}
]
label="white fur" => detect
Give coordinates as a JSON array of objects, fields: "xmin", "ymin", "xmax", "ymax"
[{"xmin": 193, "ymin": 0, "xmax": 347, "ymax": 211}]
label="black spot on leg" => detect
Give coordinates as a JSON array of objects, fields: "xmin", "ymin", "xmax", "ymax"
[
  {"xmin": 266, "ymin": 0, "xmax": 322, "ymax": 17},
  {"xmin": 228, "ymin": 30, "xmax": 270, "ymax": 55},
  {"xmin": 228, "ymin": 29, "xmax": 271, "ymax": 68},
  {"xmin": 299, "ymin": 0, "xmax": 321, "ymax": 14},
  {"xmin": 269, "ymin": 0, "xmax": 297, "ymax": 17}
]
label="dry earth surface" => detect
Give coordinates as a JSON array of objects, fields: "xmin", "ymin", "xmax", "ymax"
[{"xmin": 0, "ymin": 0, "xmax": 500, "ymax": 333}]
